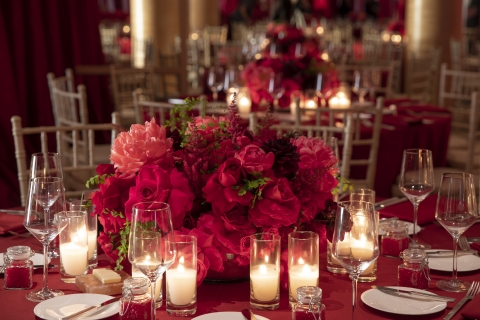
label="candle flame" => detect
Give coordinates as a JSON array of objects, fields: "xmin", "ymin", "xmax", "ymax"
[
  {"xmin": 265, "ymin": 256, "xmax": 269, "ymax": 263},
  {"xmin": 179, "ymin": 256, "xmax": 185, "ymax": 264},
  {"xmin": 260, "ymin": 264, "xmax": 267, "ymax": 274},
  {"xmin": 178, "ymin": 264, "xmax": 185, "ymax": 273},
  {"xmin": 302, "ymin": 264, "xmax": 312, "ymax": 273},
  {"xmin": 298, "ymin": 257, "xmax": 305, "ymax": 264}
]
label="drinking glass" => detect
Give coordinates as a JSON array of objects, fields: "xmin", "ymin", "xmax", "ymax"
[
  {"xmin": 207, "ymin": 66, "xmax": 225, "ymax": 101},
  {"xmin": 332, "ymin": 200, "xmax": 379, "ymax": 320},
  {"xmin": 315, "ymin": 73, "xmax": 331, "ymax": 106},
  {"xmin": 435, "ymin": 172, "xmax": 478, "ymax": 292},
  {"xmin": 398, "ymin": 149, "xmax": 434, "ymax": 249},
  {"xmin": 69, "ymin": 199, "xmax": 98, "ymax": 268},
  {"xmin": 352, "ymin": 70, "xmax": 372, "ymax": 103},
  {"xmin": 128, "ymin": 202, "xmax": 176, "ymax": 320},
  {"xmin": 30, "ymin": 152, "xmax": 65, "ymax": 258},
  {"xmin": 24, "ymin": 178, "xmax": 68, "ymax": 301},
  {"xmin": 223, "ymin": 65, "xmax": 240, "ymax": 93},
  {"xmin": 268, "ymin": 73, "xmax": 285, "ymax": 111}
]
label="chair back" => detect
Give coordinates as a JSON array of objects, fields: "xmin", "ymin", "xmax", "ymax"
[
  {"xmin": 47, "ymin": 69, "xmax": 79, "ymax": 126},
  {"xmin": 132, "ymin": 89, "xmax": 175, "ymax": 124},
  {"xmin": 11, "ymin": 112, "xmax": 120, "ymax": 206},
  {"xmin": 406, "ymin": 48, "xmax": 441, "ymax": 103}
]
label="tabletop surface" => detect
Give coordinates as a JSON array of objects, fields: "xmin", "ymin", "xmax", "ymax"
[{"xmin": 1, "ymin": 197, "xmax": 477, "ymax": 320}]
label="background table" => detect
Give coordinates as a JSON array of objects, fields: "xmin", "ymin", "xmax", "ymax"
[{"xmin": 1, "ymin": 196, "xmax": 477, "ymax": 320}]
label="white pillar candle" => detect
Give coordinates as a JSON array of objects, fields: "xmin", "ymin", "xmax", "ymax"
[
  {"xmin": 87, "ymin": 230, "xmax": 96, "ymax": 260},
  {"xmin": 351, "ymin": 236, "xmax": 375, "ymax": 274},
  {"xmin": 250, "ymin": 264, "xmax": 280, "ymax": 301},
  {"xmin": 166, "ymin": 265, "xmax": 197, "ymax": 305},
  {"xmin": 238, "ymin": 96, "xmax": 251, "ymax": 114},
  {"xmin": 60, "ymin": 242, "xmax": 88, "ymax": 275},
  {"xmin": 289, "ymin": 264, "xmax": 319, "ymax": 298},
  {"xmin": 132, "ymin": 268, "xmax": 162, "ymax": 300}
]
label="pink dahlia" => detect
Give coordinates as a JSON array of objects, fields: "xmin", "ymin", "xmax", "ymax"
[{"xmin": 110, "ymin": 118, "xmax": 173, "ymax": 177}]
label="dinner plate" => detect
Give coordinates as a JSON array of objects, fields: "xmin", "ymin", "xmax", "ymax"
[
  {"xmin": 0, "ymin": 252, "xmax": 49, "ymax": 269},
  {"xmin": 425, "ymin": 249, "xmax": 480, "ymax": 272},
  {"xmin": 34, "ymin": 293, "xmax": 119, "ymax": 320},
  {"xmin": 361, "ymin": 286, "xmax": 447, "ymax": 315},
  {"xmin": 192, "ymin": 312, "xmax": 269, "ymax": 320},
  {"xmin": 378, "ymin": 220, "xmax": 421, "ymax": 236}
]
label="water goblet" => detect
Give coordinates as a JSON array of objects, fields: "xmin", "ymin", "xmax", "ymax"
[
  {"xmin": 352, "ymin": 70, "xmax": 372, "ymax": 103},
  {"xmin": 435, "ymin": 172, "xmax": 478, "ymax": 292},
  {"xmin": 332, "ymin": 200, "xmax": 379, "ymax": 320},
  {"xmin": 268, "ymin": 73, "xmax": 285, "ymax": 111},
  {"xmin": 24, "ymin": 177, "xmax": 68, "ymax": 302},
  {"xmin": 128, "ymin": 201, "xmax": 176, "ymax": 320},
  {"xmin": 398, "ymin": 149, "xmax": 434, "ymax": 249},
  {"xmin": 315, "ymin": 73, "xmax": 331, "ymax": 106},
  {"xmin": 207, "ymin": 66, "xmax": 225, "ymax": 101}
]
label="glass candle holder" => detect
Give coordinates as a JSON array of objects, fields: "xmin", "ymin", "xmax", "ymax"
[
  {"xmin": 69, "ymin": 199, "xmax": 98, "ymax": 268},
  {"xmin": 4, "ymin": 246, "xmax": 34, "ymax": 290},
  {"xmin": 250, "ymin": 233, "xmax": 281, "ymax": 310},
  {"xmin": 166, "ymin": 235, "xmax": 197, "ymax": 316},
  {"xmin": 237, "ymin": 87, "xmax": 252, "ymax": 115},
  {"xmin": 120, "ymin": 277, "xmax": 152, "ymax": 320},
  {"xmin": 59, "ymin": 211, "xmax": 89, "ymax": 283},
  {"xmin": 288, "ymin": 231, "xmax": 319, "ymax": 306}
]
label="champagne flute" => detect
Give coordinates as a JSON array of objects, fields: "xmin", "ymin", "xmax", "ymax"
[
  {"xmin": 435, "ymin": 172, "xmax": 478, "ymax": 292},
  {"xmin": 207, "ymin": 66, "xmax": 224, "ymax": 101},
  {"xmin": 128, "ymin": 202, "xmax": 176, "ymax": 320},
  {"xmin": 268, "ymin": 73, "xmax": 285, "ymax": 111},
  {"xmin": 398, "ymin": 149, "xmax": 435, "ymax": 249},
  {"xmin": 24, "ymin": 177, "xmax": 68, "ymax": 302},
  {"xmin": 352, "ymin": 70, "xmax": 372, "ymax": 103},
  {"xmin": 332, "ymin": 200, "xmax": 379, "ymax": 320}
]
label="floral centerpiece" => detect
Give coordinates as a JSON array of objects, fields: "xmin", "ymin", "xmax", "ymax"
[
  {"xmin": 241, "ymin": 22, "xmax": 337, "ymax": 110},
  {"xmin": 88, "ymin": 97, "xmax": 339, "ymax": 287}
]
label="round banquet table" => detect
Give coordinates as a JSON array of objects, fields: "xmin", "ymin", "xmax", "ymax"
[{"xmin": 1, "ymin": 196, "xmax": 479, "ymax": 320}]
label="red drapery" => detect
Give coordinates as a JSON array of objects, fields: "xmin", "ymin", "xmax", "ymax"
[{"xmin": 0, "ymin": 0, "xmax": 114, "ymax": 208}]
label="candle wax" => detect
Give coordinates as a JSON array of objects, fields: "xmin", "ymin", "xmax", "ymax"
[
  {"xmin": 60, "ymin": 242, "xmax": 88, "ymax": 275},
  {"xmin": 289, "ymin": 264, "xmax": 319, "ymax": 298},
  {"xmin": 166, "ymin": 267, "xmax": 196, "ymax": 306},
  {"xmin": 250, "ymin": 264, "xmax": 279, "ymax": 301}
]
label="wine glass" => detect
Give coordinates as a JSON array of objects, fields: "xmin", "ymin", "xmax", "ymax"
[
  {"xmin": 128, "ymin": 202, "xmax": 176, "ymax": 320},
  {"xmin": 207, "ymin": 66, "xmax": 225, "ymax": 101},
  {"xmin": 24, "ymin": 177, "xmax": 68, "ymax": 302},
  {"xmin": 398, "ymin": 149, "xmax": 435, "ymax": 249},
  {"xmin": 268, "ymin": 73, "xmax": 285, "ymax": 111},
  {"xmin": 315, "ymin": 73, "xmax": 331, "ymax": 107},
  {"xmin": 352, "ymin": 70, "xmax": 372, "ymax": 103},
  {"xmin": 435, "ymin": 172, "xmax": 478, "ymax": 292},
  {"xmin": 332, "ymin": 200, "xmax": 379, "ymax": 320},
  {"xmin": 30, "ymin": 152, "xmax": 65, "ymax": 258}
]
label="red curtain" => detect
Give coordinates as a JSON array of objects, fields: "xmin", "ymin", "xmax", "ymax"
[{"xmin": 0, "ymin": 0, "xmax": 114, "ymax": 208}]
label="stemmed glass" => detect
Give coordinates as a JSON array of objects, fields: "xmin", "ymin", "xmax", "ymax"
[
  {"xmin": 398, "ymin": 149, "xmax": 435, "ymax": 249},
  {"xmin": 268, "ymin": 73, "xmax": 285, "ymax": 111},
  {"xmin": 24, "ymin": 177, "xmax": 68, "ymax": 302},
  {"xmin": 30, "ymin": 152, "xmax": 65, "ymax": 258},
  {"xmin": 332, "ymin": 200, "xmax": 379, "ymax": 320},
  {"xmin": 352, "ymin": 70, "xmax": 372, "ymax": 103},
  {"xmin": 207, "ymin": 66, "xmax": 225, "ymax": 101},
  {"xmin": 315, "ymin": 73, "xmax": 331, "ymax": 107},
  {"xmin": 128, "ymin": 202, "xmax": 176, "ymax": 320},
  {"xmin": 435, "ymin": 172, "xmax": 478, "ymax": 292}
]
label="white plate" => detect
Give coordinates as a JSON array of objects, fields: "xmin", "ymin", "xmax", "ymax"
[
  {"xmin": 378, "ymin": 220, "xmax": 421, "ymax": 236},
  {"xmin": 192, "ymin": 312, "xmax": 269, "ymax": 320},
  {"xmin": 361, "ymin": 286, "xmax": 447, "ymax": 315},
  {"xmin": 0, "ymin": 252, "xmax": 49, "ymax": 268},
  {"xmin": 425, "ymin": 249, "xmax": 480, "ymax": 272},
  {"xmin": 34, "ymin": 294, "xmax": 119, "ymax": 320}
]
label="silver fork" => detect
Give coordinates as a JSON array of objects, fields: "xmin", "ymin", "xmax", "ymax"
[
  {"xmin": 459, "ymin": 235, "xmax": 478, "ymax": 256},
  {"xmin": 444, "ymin": 281, "xmax": 480, "ymax": 320}
]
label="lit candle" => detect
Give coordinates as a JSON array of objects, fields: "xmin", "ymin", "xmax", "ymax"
[
  {"xmin": 166, "ymin": 263, "xmax": 197, "ymax": 305},
  {"xmin": 132, "ymin": 267, "xmax": 162, "ymax": 300},
  {"xmin": 305, "ymin": 99, "xmax": 317, "ymax": 109},
  {"xmin": 351, "ymin": 235, "xmax": 375, "ymax": 275},
  {"xmin": 289, "ymin": 262, "xmax": 319, "ymax": 298},
  {"xmin": 59, "ymin": 241, "xmax": 88, "ymax": 275},
  {"xmin": 250, "ymin": 264, "xmax": 280, "ymax": 301},
  {"xmin": 238, "ymin": 96, "xmax": 251, "ymax": 114}
]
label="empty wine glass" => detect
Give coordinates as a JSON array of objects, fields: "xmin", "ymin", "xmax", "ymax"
[
  {"xmin": 352, "ymin": 70, "xmax": 372, "ymax": 103},
  {"xmin": 315, "ymin": 73, "xmax": 331, "ymax": 106},
  {"xmin": 332, "ymin": 200, "xmax": 379, "ymax": 320},
  {"xmin": 398, "ymin": 149, "xmax": 435, "ymax": 249},
  {"xmin": 207, "ymin": 66, "xmax": 225, "ymax": 101},
  {"xmin": 223, "ymin": 66, "xmax": 240, "ymax": 92},
  {"xmin": 24, "ymin": 177, "xmax": 68, "ymax": 301},
  {"xmin": 128, "ymin": 202, "xmax": 176, "ymax": 320},
  {"xmin": 268, "ymin": 73, "xmax": 285, "ymax": 111},
  {"xmin": 435, "ymin": 172, "xmax": 478, "ymax": 292}
]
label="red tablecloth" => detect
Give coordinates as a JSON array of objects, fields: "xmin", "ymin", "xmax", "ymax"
[{"xmin": 1, "ymin": 196, "xmax": 478, "ymax": 320}]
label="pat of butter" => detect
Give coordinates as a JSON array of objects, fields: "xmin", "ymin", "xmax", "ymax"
[{"xmin": 92, "ymin": 268, "xmax": 121, "ymax": 284}]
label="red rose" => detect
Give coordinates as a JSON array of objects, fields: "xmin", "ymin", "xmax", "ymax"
[
  {"xmin": 249, "ymin": 178, "xmax": 300, "ymax": 228},
  {"xmin": 218, "ymin": 158, "xmax": 243, "ymax": 187},
  {"xmin": 94, "ymin": 175, "xmax": 135, "ymax": 214},
  {"xmin": 221, "ymin": 204, "xmax": 257, "ymax": 234},
  {"xmin": 235, "ymin": 144, "xmax": 274, "ymax": 174},
  {"xmin": 96, "ymin": 164, "xmax": 115, "ymax": 176}
]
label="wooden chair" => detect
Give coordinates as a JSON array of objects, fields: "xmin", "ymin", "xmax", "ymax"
[
  {"xmin": 47, "ymin": 68, "xmax": 77, "ymax": 126},
  {"xmin": 438, "ymin": 63, "xmax": 480, "ymax": 172},
  {"xmin": 132, "ymin": 89, "xmax": 175, "ymax": 124},
  {"xmin": 11, "ymin": 112, "xmax": 120, "ymax": 206},
  {"xmin": 202, "ymin": 25, "xmax": 228, "ymax": 67},
  {"xmin": 405, "ymin": 48, "xmax": 441, "ymax": 104},
  {"xmin": 110, "ymin": 66, "xmax": 156, "ymax": 125},
  {"xmin": 263, "ymin": 98, "xmax": 384, "ymax": 190}
]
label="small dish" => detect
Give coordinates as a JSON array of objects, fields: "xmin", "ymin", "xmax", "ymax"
[
  {"xmin": 361, "ymin": 286, "xmax": 447, "ymax": 315},
  {"xmin": 33, "ymin": 293, "xmax": 119, "ymax": 320},
  {"xmin": 378, "ymin": 220, "xmax": 421, "ymax": 236},
  {"xmin": 192, "ymin": 311, "xmax": 269, "ymax": 320},
  {"xmin": 425, "ymin": 249, "xmax": 480, "ymax": 272}
]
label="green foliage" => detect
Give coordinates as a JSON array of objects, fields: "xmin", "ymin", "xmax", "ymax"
[
  {"xmin": 237, "ymin": 175, "xmax": 271, "ymax": 208},
  {"xmin": 332, "ymin": 176, "xmax": 354, "ymax": 195},
  {"xmin": 114, "ymin": 220, "xmax": 130, "ymax": 271},
  {"xmin": 165, "ymin": 97, "xmax": 203, "ymax": 136},
  {"xmin": 85, "ymin": 173, "xmax": 112, "ymax": 188}
]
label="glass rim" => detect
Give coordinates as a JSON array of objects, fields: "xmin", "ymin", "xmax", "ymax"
[
  {"xmin": 31, "ymin": 152, "xmax": 60, "ymax": 157},
  {"xmin": 173, "ymin": 234, "xmax": 197, "ymax": 243},
  {"xmin": 441, "ymin": 172, "xmax": 474, "ymax": 179},
  {"xmin": 403, "ymin": 148, "xmax": 432, "ymax": 155},
  {"xmin": 60, "ymin": 210, "xmax": 87, "ymax": 217},
  {"xmin": 132, "ymin": 201, "xmax": 170, "ymax": 212},
  {"xmin": 250, "ymin": 232, "xmax": 280, "ymax": 241},
  {"xmin": 288, "ymin": 230, "xmax": 319, "ymax": 240}
]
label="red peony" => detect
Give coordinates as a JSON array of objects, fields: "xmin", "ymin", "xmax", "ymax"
[{"xmin": 235, "ymin": 144, "xmax": 275, "ymax": 174}]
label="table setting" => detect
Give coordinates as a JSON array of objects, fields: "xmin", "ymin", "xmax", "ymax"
[{"xmin": 0, "ymin": 97, "xmax": 478, "ymax": 320}]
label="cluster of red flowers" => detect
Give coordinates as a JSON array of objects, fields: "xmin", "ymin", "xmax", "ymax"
[{"xmin": 91, "ymin": 99, "xmax": 338, "ymax": 286}]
